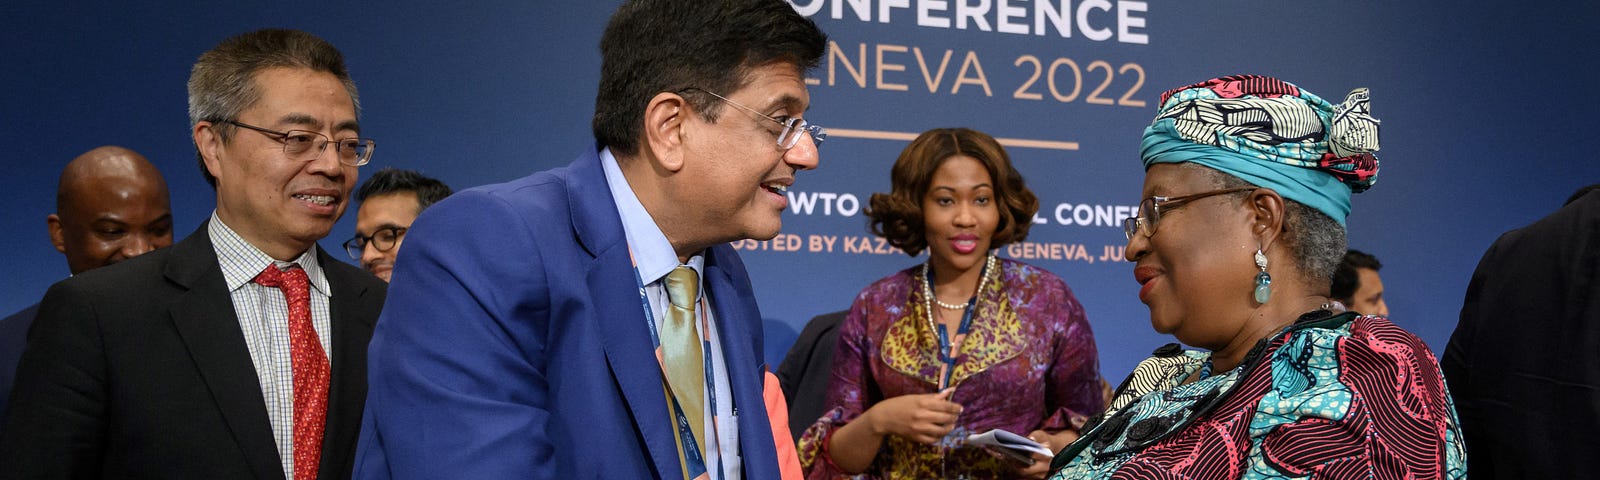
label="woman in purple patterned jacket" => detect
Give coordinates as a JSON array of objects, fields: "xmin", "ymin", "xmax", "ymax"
[{"xmin": 798, "ymin": 128, "xmax": 1107, "ymax": 479}]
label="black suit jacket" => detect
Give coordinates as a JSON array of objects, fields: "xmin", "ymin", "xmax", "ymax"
[
  {"xmin": 1443, "ymin": 188, "xmax": 1600, "ymax": 479},
  {"xmin": 0, "ymin": 302, "xmax": 38, "ymax": 428},
  {"xmin": 775, "ymin": 310, "xmax": 846, "ymax": 442},
  {"xmin": 0, "ymin": 223, "xmax": 386, "ymax": 479}
]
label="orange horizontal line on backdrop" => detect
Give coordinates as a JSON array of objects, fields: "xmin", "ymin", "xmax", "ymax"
[{"xmin": 825, "ymin": 128, "xmax": 1079, "ymax": 151}]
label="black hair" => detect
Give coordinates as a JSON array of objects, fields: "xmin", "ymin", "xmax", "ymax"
[
  {"xmin": 1331, "ymin": 249, "xmax": 1382, "ymax": 301},
  {"xmin": 592, "ymin": 0, "xmax": 826, "ymax": 156},
  {"xmin": 356, "ymin": 168, "xmax": 453, "ymax": 211},
  {"xmin": 1565, "ymin": 183, "xmax": 1600, "ymax": 205}
]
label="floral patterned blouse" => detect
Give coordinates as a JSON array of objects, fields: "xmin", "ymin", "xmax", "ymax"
[
  {"xmin": 799, "ymin": 258, "xmax": 1106, "ymax": 479},
  {"xmin": 1048, "ymin": 312, "xmax": 1468, "ymax": 479}
]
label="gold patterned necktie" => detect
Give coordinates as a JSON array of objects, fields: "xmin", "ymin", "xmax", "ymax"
[{"xmin": 662, "ymin": 265, "xmax": 707, "ymax": 458}]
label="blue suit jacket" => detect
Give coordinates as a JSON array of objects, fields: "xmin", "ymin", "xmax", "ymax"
[{"xmin": 355, "ymin": 151, "xmax": 782, "ymax": 479}]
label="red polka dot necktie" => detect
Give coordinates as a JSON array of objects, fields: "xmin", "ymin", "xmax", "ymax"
[{"xmin": 254, "ymin": 264, "xmax": 328, "ymax": 480}]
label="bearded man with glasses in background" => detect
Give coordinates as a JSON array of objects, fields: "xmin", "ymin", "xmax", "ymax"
[{"xmin": 344, "ymin": 168, "xmax": 453, "ymax": 283}]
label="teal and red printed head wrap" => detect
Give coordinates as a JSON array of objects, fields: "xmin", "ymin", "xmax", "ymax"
[{"xmin": 1140, "ymin": 74, "xmax": 1380, "ymax": 226}]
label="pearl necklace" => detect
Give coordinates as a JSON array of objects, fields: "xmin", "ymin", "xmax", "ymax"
[{"xmin": 920, "ymin": 252, "xmax": 998, "ymax": 332}]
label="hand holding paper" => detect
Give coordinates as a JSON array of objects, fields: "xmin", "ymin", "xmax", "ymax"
[{"xmin": 965, "ymin": 428, "xmax": 1052, "ymax": 458}]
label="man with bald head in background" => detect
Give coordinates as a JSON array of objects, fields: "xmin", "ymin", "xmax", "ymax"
[
  {"xmin": 0, "ymin": 145, "xmax": 173, "ymax": 427},
  {"xmin": 48, "ymin": 146, "xmax": 175, "ymax": 274}
]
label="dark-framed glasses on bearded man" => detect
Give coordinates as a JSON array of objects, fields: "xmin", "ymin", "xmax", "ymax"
[{"xmin": 344, "ymin": 226, "xmax": 406, "ymax": 259}]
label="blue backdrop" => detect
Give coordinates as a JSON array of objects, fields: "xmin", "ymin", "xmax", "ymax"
[{"xmin": 4, "ymin": 1, "xmax": 1598, "ymax": 380}]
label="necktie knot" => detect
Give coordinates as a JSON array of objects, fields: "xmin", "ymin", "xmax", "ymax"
[
  {"xmin": 254, "ymin": 264, "xmax": 309, "ymax": 293},
  {"xmin": 665, "ymin": 266, "xmax": 699, "ymax": 310}
]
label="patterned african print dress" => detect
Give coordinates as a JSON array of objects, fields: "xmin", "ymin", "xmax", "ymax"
[
  {"xmin": 1048, "ymin": 312, "xmax": 1467, "ymax": 479},
  {"xmin": 798, "ymin": 259, "xmax": 1106, "ymax": 480}
]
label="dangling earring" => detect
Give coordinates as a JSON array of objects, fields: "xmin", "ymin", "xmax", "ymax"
[{"xmin": 1253, "ymin": 248, "xmax": 1272, "ymax": 304}]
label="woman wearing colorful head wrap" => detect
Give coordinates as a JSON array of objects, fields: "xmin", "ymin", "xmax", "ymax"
[
  {"xmin": 798, "ymin": 128, "xmax": 1106, "ymax": 479},
  {"xmin": 1046, "ymin": 75, "xmax": 1467, "ymax": 478}
]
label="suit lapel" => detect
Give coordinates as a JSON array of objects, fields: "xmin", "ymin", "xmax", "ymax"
[
  {"xmin": 587, "ymin": 250, "xmax": 682, "ymax": 478},
  {"xmin": 318, "ymin": 248, "xmax": 376, "ymax": 479},
  {"xmin": 164, "ymin": 224, "xmax": 284, "ymax": 480},
  {"xmin": 569, "ymin": 151, "xmax": 682, "ymax": 478},
  {"xmin": 703, "ymin": 248, "xmax": 779, "ymax": 479}
]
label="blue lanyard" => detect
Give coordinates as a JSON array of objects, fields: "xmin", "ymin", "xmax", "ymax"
[
  {"xmin": 628, "ymin": 253, "xmax": 724, "ymax": 480},
  {"xmin": 925, "ymin": 267, "xmax": 978, "ymax": 390}
]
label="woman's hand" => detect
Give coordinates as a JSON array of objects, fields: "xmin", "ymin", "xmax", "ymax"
[
  {"xmin": 825, "ymin": 389, "xmax": 961, "ymax": 474},
  {"xmin": 866, "ymin": 388, "xmax": 962, "ymax": 444},
  {"xmin": 1015, "ymin": 429, "xmax": 1080, "ymax": 478}
]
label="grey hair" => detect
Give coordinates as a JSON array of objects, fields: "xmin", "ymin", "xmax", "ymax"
[
  {"xmin": 187, "ymin": 29, "xmax": 358, "ymax": 187},
  {"xmin": 1199, "ymin": 166, "xmax": 1346, "ymax": 291}
]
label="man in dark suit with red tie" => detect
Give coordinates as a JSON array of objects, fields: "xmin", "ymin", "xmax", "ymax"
[{"xmin": 0, "ymin": 29, "xmax": 387, "ymax": 479}]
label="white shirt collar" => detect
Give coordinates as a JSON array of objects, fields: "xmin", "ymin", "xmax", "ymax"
[
  {"xmin": 208, "ymin": 211, "xmax": 331, "ymax": 296},
  {"xmin": 599, "ymin": 148, "xmax": 703, "ymax": 285}
]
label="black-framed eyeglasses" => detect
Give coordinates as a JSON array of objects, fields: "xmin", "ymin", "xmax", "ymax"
[
  {"xmin": 343, "ymin": 226, "xmax": 407, "ymax": 260},
  {"xmin": 1122, "ymin": 187, "xmax": 1256, "ymax": 240},
  {"xmin": 680, "ymin": 88, "xmax": 825, "ymax": 150},
  {"xmin": 225, "ymin": 120, "xmax": 375, "ymax": 166}
]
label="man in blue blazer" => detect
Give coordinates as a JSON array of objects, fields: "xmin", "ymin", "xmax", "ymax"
[{"xmin": 354, "ymin": 1, "xmax": 827, "ymax": 478}]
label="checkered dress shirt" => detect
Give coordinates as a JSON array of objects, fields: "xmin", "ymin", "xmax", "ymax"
[{"xmin": 208, "ymin": 213, "xmax": 333, "ymax": 479}]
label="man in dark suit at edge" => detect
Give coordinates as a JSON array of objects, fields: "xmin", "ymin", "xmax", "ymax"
[{"xmin": 1444, "ymin": 184, "xmax": 1600, "ymax": 478}]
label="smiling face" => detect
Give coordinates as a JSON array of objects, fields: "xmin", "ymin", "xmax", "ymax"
[
  {"xmin": 922, "ymin": 155, "xmax": 999, "ymax": 279},
  {"xmin": 673, "ymin": 61, "xmax": 819, "ymax": 245},
  {"xmin": 1124, "ymin": 163, "xmax": 1260, "ymax": 349},
  {"xmin": 50, "ymin": 162, "xmax": 173, "ymax": 275},
  {"xmin": 197, "ymin": 67, "xmax": 360, "ymax": 260},
  {"xmin": 355, "ymin": 192, "xmax": 420, "ymax": 282}
]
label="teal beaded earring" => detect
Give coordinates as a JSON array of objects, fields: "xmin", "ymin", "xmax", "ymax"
[{"xmin": 1253, "ymin": 248, "xmax": 1272, "ymax": 304}]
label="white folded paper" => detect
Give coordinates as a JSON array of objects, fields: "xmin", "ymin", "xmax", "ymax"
[{"xmin": 964, "ymin": 429, "xmax": 1052, "ymax": 459}]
